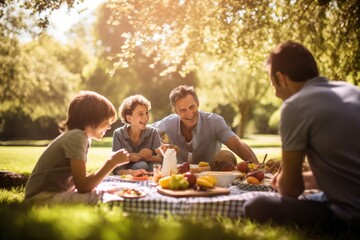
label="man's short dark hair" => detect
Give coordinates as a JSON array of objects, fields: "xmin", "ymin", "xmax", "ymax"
[
  {"xmin": 267, "ymin": 41, "xmax": 319, "ymax": 82},
  {"xmin": 169, "ymin": 85, "xmax": 199, "ymax": 108}
]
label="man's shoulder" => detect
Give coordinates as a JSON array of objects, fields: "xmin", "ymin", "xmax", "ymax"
[
  {"xmin": 154, "ymin": 114, "xmax": 179, "ymax": 124},
  {"xmin": 162, "ymin": 114, "xmax": 179, "ymax": 120},
  {"xmin": 151, "ymin": 114, "xmax": 179, "ymax": 132},
  {"xmin": 200, "ymin": 111, "xmax": 223, "ymax": 120},
  {"xmin": 144, "ymin": 126, "xmax": 159, "ymax": 134}
]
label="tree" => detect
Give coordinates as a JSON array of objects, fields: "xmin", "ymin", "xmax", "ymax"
[
  {"xmin": 273, "ymin": 0, "xmax": 360, "ymax": 86},
  {"xmin": 88, "ymin": 2, "xmax": 197, "ymax": 120},
  {"xmin": 0, "ymin": 2, "xmax": 84, "ymax": 138},
  {"xmin": 0, "ymin": 35, "xmax": 81, "ymax": 128},
  {"xmin": 103, "ymin": 0, "xmax": 359, "ymax": 137},
  {"xmin": 197, "ymin": 58, "xmax": 269, "ymax": 137},
  {"xmin": 3, "ymin": 0, "xmax": 359, "ymax": 136}
]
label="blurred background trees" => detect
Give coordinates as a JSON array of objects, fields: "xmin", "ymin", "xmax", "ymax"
[{"xmin": 0, "ymin": 0, "xmax": 359, "ymax": 140}]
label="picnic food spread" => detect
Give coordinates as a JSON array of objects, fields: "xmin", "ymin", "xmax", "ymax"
[
  {"xmin": 104, "ymin": 157, "xmax": 279, "ymax": 201},
  {"xmin": 98, "ymin": 155, "xmax": 283, "ymax": 219},
  {"xmin": 236, "ymin": 159, "xmax": 280, "ymax": 185},
  {"xmin": 112, "ymin": 187, "xmax": 147, "ymax": 198},
  {"xmin": 119, "ymin": 174, "xmax": 152, "ymax": 181}
]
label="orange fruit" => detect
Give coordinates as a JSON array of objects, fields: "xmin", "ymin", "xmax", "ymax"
[{"xmin": 246, "ymin": 176, "xmax": 260, "ymax": 185}]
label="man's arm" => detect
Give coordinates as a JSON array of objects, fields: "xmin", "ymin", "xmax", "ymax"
[
  {"xmin": 225, "ymin": 136, "xmax": 259, "ymax": 164},
  {"xmin": 274, "ymin": 150, "xmax": 305, "ymax": 197},
  {"xmin": 303, "ymin": 170, "xmax": 319, "ymax": 190}
]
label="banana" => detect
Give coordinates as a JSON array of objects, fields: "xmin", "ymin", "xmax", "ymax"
[
  {"xmin": 198, "ymin": 161, "xmax": 210, "ymax": 167},
  {"xmin": 199, "ymin": 176, "xmax": 217, "ymax": 185},
  {"xmin": 196, "ymin": 178, "xmax": 215, "ymax": 188}
]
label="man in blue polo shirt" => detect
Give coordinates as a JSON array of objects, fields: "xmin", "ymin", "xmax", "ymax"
[{"xmin": 152, "ymin": 85, "xmax": 259, "ymax": 169}]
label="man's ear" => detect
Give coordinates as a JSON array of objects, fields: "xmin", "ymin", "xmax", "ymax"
[{"xmin": 275, "ymin": 72, "xmax": 288, "ymax": 87}]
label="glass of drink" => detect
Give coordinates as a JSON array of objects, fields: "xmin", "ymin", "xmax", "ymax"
[{"xmin": 153, "ymin": 163, "xmax": 162, "ymax": 183}]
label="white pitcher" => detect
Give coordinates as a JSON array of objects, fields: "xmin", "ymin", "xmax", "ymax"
[{"xmin": 162, "ymin": 148, "xmax": 177, "ymax": 177}]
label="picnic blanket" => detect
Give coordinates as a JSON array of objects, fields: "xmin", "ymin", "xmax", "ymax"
[{"xmin": 98, "ymin": 176, "xmax": 279, "ymax": 218}]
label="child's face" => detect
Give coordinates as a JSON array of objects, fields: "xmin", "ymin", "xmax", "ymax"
[
  {"xmin": 126, "ymin": 104, "xmax": 149, "ymax": 130},
  {"xmin": 86, "ymin": 119, "xmax": 112, "ymax": 141}
]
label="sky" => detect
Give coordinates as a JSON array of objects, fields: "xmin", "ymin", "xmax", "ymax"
[{"xmin": 47, "ymin": 0, "xmax": 104, "ymax": 43}]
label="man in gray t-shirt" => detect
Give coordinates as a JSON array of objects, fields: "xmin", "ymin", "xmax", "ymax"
[{"xmin": 243, "ymin": 41, "xmax": 360, "ymax": 229}]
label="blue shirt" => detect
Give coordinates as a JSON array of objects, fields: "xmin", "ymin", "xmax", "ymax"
[
  {"xmin": 112, "ymin": 124, "xmax": 161, "ymax": 156},
  {"xmin": 152, "ymin": 111, "xmax": 236, "ymax": 164}
]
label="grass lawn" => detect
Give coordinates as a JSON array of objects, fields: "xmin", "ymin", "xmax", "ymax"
[{"xmin": 0, "ymin": 135, "xmax": 357, "ymax": 239}]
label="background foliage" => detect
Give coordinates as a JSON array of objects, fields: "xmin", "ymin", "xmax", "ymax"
[{"xmin": 0, "ymin": 0, "xmax": 359, "ymax": 139}]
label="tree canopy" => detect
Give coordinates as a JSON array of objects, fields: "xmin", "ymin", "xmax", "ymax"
[
  {"xmin": 105, "ymin": 0, "xmax": 359, "ymax": 85},
  {"xmin": 1, "ymin": 0, "xmax": 359, "ymax": 139}
]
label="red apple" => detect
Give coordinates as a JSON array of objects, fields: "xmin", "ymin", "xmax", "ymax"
[
  {"xmin": 183, "ymin": 172, "xmax": 197, "ymax": 187},
  {"xmin": 182, "ymin": 162, "xmax": 190, "ymax": 172},
  {"xmin": 247, "ymin": 170, "xmax": 264, "ymax": 182},
  {"xmin": 236, "ymin": 161, "xmax": 249, "ymax": 173},
  {"xmin": 177, "ymin": 162, "xmax": 190, "ymax": 174},
  {"xmin": 177, "ymin": 166, "xmax": 185, "ymax": 174}
]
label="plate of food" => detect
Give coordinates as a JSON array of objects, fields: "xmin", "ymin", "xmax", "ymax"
[
  {"xmin": 112, "ymin": 187, "xmax": 147, "ymax": 199},
  {"xmin": 119, "ymin": 174, "xmax": 152, "ymax": 182}
]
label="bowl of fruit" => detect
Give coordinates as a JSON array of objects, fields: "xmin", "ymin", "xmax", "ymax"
[{"xmin": 198, "ymin": 171, "xmax": 242, "ymax": 187}]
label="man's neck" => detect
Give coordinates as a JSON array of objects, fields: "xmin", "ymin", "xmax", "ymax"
[{"xmin": 180, "ymin": 122, "xmax": 195, "ymax": 142}]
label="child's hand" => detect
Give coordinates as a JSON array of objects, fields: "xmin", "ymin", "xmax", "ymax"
[
  {"xmin": 156, "ymin": 144, "xmax": 171, "ymax": 156},
  {"xmin": 112, "ymin": 149, "xmax": 130, "ymax": 165},
  {"xmin": 156, "ymin": 144, "xmax": 179, "ymax": 156},
  {"xmin": 139, "ymin": 148, "xmax": 152, "ymax": 159}
]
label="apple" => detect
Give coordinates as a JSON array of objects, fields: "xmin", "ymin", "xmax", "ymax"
[
  {"xmin": 178, "ymin": 162, "xmax": 190, "ymax": 174},
  {"xmin": 182, "ymin": 162, "xmax": 190, "ymax": 172},
  {"xmin": 236, "ymin": 161, "xmax": 249, "ymax": 173},
  {"xmin": 177, "ymin": 166, "xmax": 185, "ymax": 174},
  {"xmin": 183, "ymin": 172, "xmax": 197, "ymax": 187},
  {"xmin": 247, "ymin": 170, "xmax": 264, "ymax": 182}
]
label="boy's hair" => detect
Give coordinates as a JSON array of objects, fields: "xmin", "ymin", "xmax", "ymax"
[
  {"xmin": 60, "ymin": 91, "xmax": 116, "ymax": 131},
  {"xmin": 169, "ymin": 85, "xmax": 199, "ymax": 109},
  {"xmin": 267, "ymin": 40, "xmax": 319, "ymax": 83},
  {"xmin": 119, "ymin": 95, "xmax": 151, "ymax": 124}
]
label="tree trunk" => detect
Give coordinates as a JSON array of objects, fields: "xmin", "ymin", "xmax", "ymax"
[{"xmin": 235, "ymin": 102, "xmax": 253, "ymax": 138}]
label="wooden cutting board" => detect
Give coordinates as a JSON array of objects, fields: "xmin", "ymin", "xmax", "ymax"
[{"xmin": 156, "ymin": 186, "xmax": 230, "ymax": 198}]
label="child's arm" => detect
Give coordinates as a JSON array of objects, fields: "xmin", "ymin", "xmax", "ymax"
[
  {"xmin": 71, "ymin": 149, "xmax": 129, "ymax": 193},
  {"xmin": 128, "ymin": 152, "xmax": 146, "ymax": 162}
]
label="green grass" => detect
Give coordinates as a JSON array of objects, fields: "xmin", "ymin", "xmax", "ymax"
[{"xmin": 0, "ymin": 135, "xmax": 358, "ymax": 239}]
